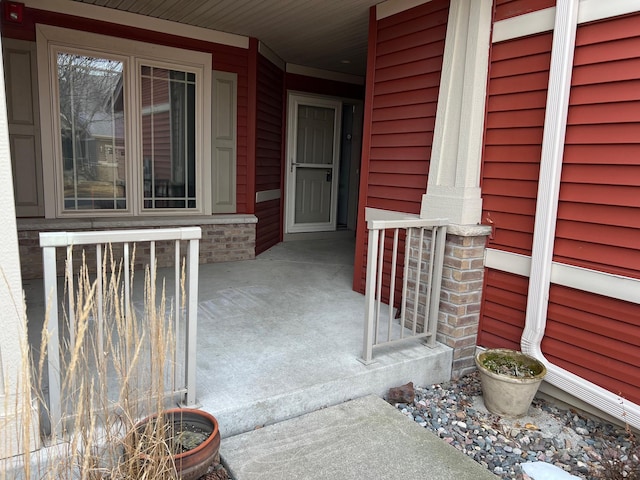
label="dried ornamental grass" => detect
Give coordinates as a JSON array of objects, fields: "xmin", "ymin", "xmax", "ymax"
[{"xmin": 2, "ymin": 244, "xmax": 188, "ymax": 479}]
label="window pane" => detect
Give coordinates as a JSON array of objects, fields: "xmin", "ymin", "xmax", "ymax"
[
  {"xmin": 57, "ymin": 53, "xmax": 126, "ymax": 211},
  {"xmin": 141, "ymin": 66, "xmax": 196, "ymax": 209}
]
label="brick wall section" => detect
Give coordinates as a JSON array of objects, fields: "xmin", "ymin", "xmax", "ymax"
[
  {"xmin": 437, "ymin": 228, "xmax": 490, "ymax": 379},
  {"xmin": 403, "ymin": 225, "xmax": 490, "ymax": 378},
  {"xmin": 403, "ymin": 230, "xmax": 436, "ymax": 335},
  {"xmin": 18, "ymin": 221, "xmax": 256, "ymax": 280}
]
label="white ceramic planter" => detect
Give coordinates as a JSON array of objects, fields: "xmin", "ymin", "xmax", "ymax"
[{"xmin": 475, "ymin": 349, "xmax": 547, "ymax": 418}]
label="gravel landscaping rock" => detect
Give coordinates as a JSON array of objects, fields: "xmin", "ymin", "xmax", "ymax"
[{"xmin": 394, "ymin": 371, "xmax": 639, "ymax": 480}]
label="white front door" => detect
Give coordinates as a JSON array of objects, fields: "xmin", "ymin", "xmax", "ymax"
[{"xmin": 286, "ymin": 94, "xmax": 341, "ymax": 233}]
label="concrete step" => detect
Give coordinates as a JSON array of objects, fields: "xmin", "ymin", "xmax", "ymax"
[
  {"xmin": 220, "ymin": 395, "xmax": 498, "ymax": 480},
  {"xmin": 208, "ymin": 341, "xmax": 452, "ymax": 438}
]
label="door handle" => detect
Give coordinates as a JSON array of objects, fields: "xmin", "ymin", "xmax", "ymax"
[{"xmin": 326, "ymin": 170, "xmax": 332, "ymax": 182}]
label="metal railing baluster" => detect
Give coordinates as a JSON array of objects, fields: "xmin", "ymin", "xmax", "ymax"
[
  {"xmin": 39, "ymin": 227, "xmax": 201, "ymax": 437},
  {"xmin": 360, "ymin": 208, "xmax": 447, "ymax": 363}
]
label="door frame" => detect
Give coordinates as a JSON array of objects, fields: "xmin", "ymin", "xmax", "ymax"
[{"xmin": 284, "ymin": 92, "xmax": 342, "ymax": 234}]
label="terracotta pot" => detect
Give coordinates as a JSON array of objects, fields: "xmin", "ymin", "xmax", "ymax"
[
  {"xmin": 132, "ymin": 408, "xmax": 221, "ymax": 480},
  {"xmin": 475, "ymin": 349, "xmax": 547, "ymax": 418}
]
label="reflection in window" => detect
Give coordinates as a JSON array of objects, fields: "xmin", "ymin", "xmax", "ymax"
[
  {"xmin": 141, "ymin": 66, "xmax": 196, "ymax": 209},
  {"xmin": 57, "ymin": 53, "xmax": 126, "ymax": 211}
]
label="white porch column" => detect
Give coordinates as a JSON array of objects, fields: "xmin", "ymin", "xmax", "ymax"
[
  {"xmin": 420, "ymin": 0, "xmax": 493, "ymax": 225},
  {"xmin": 0, "ymin": 36, "xmax": 39, "ymax": 458}
]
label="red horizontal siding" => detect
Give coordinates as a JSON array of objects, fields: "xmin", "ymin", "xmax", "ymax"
[
  {"xmin": 567, "ymin": 101, "xmax": 640, "ymax": 124},
  {"xmin": 480, "ymin": 11, "xmax": 640, "ymax": 409},
  {"xmin": 367, "ymin": 0, "xmax": 448, "ymax": 211},
  {"xmin": 481, "ymin": 32, "xmax": 552, "ymax": 256},
  {"xmin": 372, "ymin": 100, "xmax": 438, "ymax": 120},
  {"xmin": 558, "ymin": 202, "xmax": 639, "ymax": 228},
  {"xmin": 544, "ymin": 285, "xmax": 640, "ymax": 405},
  {"xmin": 377, "ymin": 31, "xmax": 446, "ymax": 59},
  {"xmin": 576, "ymin": 11, "xmax": 640, "ymax": 46},
  {"xmin": 377, "ymin": 6, "xmax": 449, "ymax": 42},
  {"xmin": 256, "ymin": 54, "xmax": 283, "ymax": 193},
  {"xmin": 478, "ymin": 269, "xmax": 529, "ymax": 349},
  {"xmin": 557, "ymin": 12, "xmax": 640, "ymax": 280},
  {"xmin": 354, "ymin": 1, "xmax": 449, "ymax": 293},
  {"xmin": 483, "ymin": 200, "xmax": 536, "ymax": 233},
  {"xmin": 371, "ymin": 87, "xmax": 440, "ymax": 109},
  {"xmin": 494, "ymin": 0, "xmax": 556, "ymax": 22},
  {"xmin": 368, "ymin": 154, "xmax": 432, "ymax": 169},
  {"xmin": 480, "ymin": 20, "xmax": 541, "ymax": 351},
  {"xmin": 255, "ymin": 199, "xmax": 281, "ymax": 255},
  {"xmin": 255, "ymin": 54, "xmax": 284, "ymax": 254}
]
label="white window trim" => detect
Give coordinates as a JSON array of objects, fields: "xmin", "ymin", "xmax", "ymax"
[{"xmin": 36, "ymin": 24, "xmax": 212, "ymax": 218}]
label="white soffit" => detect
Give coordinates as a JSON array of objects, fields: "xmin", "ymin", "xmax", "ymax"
[
  {"xmin": 23, "ymin": 0, "xmax": 249, "ymax": 49},
  {"xmin": 66, "ymin": 0, "xmax": 380, "ymax": 76}
]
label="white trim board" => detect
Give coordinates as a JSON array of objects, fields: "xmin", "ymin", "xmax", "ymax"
[
  {"xmin": 286, "ymin": 64, "xmax": 364, "ymax": 86},
  {"xmin": 23, "ymin": 0, "xmax": 249, "ymax": 49},
  {"xmin": 258, "ymin": 42, "xmax": 285, "ymax": 71},
  {"xmin": 492, "ymin": 7, "xmax": 556, "ymax": 43},
  {"xmin": 256, "ymin": 189, "xmax": 281, "ymax": 204},
  {"xmin": 493, "ymin": 0, "xmax": 640, "ymax": 43},
  {"xmin": 485, "ymin": 248, "xmax": 640, "ymax": 305},
  {"xmin": 376, "ymin": 0, "xmax": 432, "ymax": 20}
]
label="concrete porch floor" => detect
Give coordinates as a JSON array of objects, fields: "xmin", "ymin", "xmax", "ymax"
[
  {"xmin": 193, "ymin": 236, "xmax": 452, "ymax": 438},
  {"xmin": 23, "ymin": 235, "xmax": 452, "ymax": 439}
]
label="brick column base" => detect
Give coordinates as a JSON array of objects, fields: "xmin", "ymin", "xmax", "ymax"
[{"xmin": 436, "ymin": 225, "xmax": 491, "ymax": 379}]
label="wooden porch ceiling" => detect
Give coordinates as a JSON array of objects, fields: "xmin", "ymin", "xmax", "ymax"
[{"xmin": 71, "ymin": 0, "xmax": 382, "ymax": 76}]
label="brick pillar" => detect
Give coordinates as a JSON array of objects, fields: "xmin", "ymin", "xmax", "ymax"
[{"xmin": 436, "ymin": 225, "xmax": 491, "ymax": 379}]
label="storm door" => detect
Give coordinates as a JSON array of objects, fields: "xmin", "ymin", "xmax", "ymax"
[{"xmin": 285, "ymin": 94, "xmax": 341, "ymax": 233}]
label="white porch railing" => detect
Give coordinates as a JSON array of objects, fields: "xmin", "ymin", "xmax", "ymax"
[
  {"xmin": 361, "ymin": 208, "xmax": 448, "ymax": 363},
  {"xmin": 39, "ymin": 227, "xmax": 201, "ymax": 438}
]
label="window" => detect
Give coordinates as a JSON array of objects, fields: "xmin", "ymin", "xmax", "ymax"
[
  {"xmin": 57, "ymin": 53, "xmax": 126, "ymax": 211},
  {"xmin": 37, "ymin": 25, "xmax": 212, "ymax": 217},
  {"xmin": 141, "ymin": 66, "xmax": 196, "ymax": 209}
]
